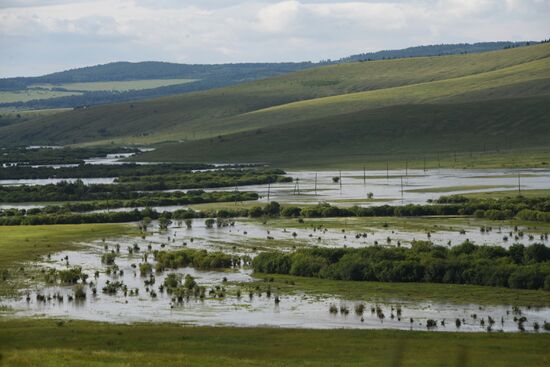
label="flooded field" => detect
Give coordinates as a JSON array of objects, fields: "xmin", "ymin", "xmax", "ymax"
[
  {"xmin": 3, "ymin": 220, "xmax": 549, "ymax": 332},
  {"xmin": 2, "ymin": 168, "xmax": 548, "ymax": 210},
  {"xmin": 236, "ymin": 168, "xmax": 550, "ymax": 206}
]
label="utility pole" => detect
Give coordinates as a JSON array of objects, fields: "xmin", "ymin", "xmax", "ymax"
[
  {"xmin": 314, "ymin": 173, "xmax": 318, "ymax": 195},
  {"xmin": 400, "ymin": 176, "xmax": 404, "ymax": 203}
]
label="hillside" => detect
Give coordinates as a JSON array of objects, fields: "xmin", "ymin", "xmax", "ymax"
[
  {"xmin": 1, "ymin": 42, "xmax": 549, "ymax": 167},
  {"xmin": 0, "ymin": 42, "xmax": 535, "ymax": 110},
  {"xmin": 0, "ymin": 62, "xmax": 315, "ymax": 110}
]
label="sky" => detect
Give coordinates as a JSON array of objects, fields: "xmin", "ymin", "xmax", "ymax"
[{"xmin": 1, "ymin": 0, "xmax": 549, "ymax": 77}]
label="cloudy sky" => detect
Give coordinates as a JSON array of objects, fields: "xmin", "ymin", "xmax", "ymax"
[{"xmin": 1, "ymin": 0, "xmax": 549, "ymax": 77}]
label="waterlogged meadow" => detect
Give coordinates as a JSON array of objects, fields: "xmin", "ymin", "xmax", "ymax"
[
  {"xmin": 2, "ymin": 219, "xmax": 550, "ymax": 333},
  {"xmin": 1, "ymin": 150, "xmax": 550, "ymax": 336}
]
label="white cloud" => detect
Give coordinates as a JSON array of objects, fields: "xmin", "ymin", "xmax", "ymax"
[{"xmin": 1, "ymin": 0, "xmax": 549, "ymax": 77}]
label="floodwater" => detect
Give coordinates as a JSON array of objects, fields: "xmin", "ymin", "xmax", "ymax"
[
  {"xmin": 3, "ymin": 168, "xmax": 546, "ymax": 215},
  {"xmin": 3, "ymin": 168, "xmax": 546, "ymax": 209},
  {"xmin": 2, "ymin": 220, "xmax": 549, "ymax": 332},
  {"xmin": 221, "ymin": 168, "xmax": 550, "ymax": 206},
  {"xmin": 0, "ymin": 178, "xmax": 115, "ymax": 186}
]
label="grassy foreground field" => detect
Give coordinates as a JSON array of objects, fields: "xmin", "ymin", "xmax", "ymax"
[
  {"xmin": 0, "ymin": 224, "xmax": 138, "ymax": 268},
  {"xmin": 0, "ymin": 319, "xmax": 549, "ymax": 367}
]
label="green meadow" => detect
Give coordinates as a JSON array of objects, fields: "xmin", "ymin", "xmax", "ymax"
[
  {"xmin": 0, "ymin": 319, "xmax": 549, "ymax": 367},
  {"xmin": 31, "ymin": 78, "xmax": 197, "ymax": 92}
]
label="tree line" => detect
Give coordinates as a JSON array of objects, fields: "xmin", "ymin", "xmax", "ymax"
[
  {"xmin": 253, "ymin": 241, "xmax": 550, "ymax": 291},
  {"xmin": 0, "ymin": 169, "xmax": 289, "ymax": 202}
]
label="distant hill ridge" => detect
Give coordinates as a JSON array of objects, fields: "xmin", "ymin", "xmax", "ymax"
[
  {"xmin": 0, "ymin": 41, "xmax": 538, "ymax": 110},
  {"xmin": 2, "ymin": 41, "xmax": 536, "ymax": 86},
  {"xmin": 339, "ymin": 41, "xmax": 535, "ymax": 63}
]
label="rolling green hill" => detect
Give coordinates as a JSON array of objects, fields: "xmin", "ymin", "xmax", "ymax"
[{"xmin": 1, "ymin": 43, "xmax": 549, "ymax": 168}]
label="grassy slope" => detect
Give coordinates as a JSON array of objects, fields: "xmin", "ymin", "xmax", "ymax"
[
  {"xmin": 0, "ymin": 319, "xmax": 549, "ymax": 367},
  {"xmin": 141, "ymin": 95, "xmax": 550, "ymax": 168},
  {"xmin": 1, "ymin": 43, "xmax": 549, "ymax": 147}
]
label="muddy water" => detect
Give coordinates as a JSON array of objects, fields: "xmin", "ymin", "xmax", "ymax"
[{"xmin": 2, "ymin": 221, "xmax": 549, "ymax": 332}]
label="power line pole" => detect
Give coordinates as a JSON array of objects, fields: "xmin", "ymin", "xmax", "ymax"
[
  {"xmin": 314, "ymin": 173, "xmax": 318, "ymax": 195},
  {"xmin": 400, "ymin": 176, "xmax": 404, "ymax": 203}
]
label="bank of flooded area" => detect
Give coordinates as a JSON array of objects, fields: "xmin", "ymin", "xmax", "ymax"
[{"xmin": 2, "ymin": 220, "xmax": 549, "ymax": 332}]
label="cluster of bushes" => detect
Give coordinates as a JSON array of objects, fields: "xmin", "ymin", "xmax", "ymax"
[
  {"xmin": 44, "ymin": 267, "xmax": 88, "ymax": 285},
  {"xmin": 437, "ymin": 195, "xmax": 550, "ymax": 222},
  {"xmin": 0, "ymin": 146, "xmax": 139, "ymax": 166},
  {"xmin": 114, "ymin": 168, "xmax": 292, "ymax": 190},
  {"xmin": 154, "ymin": 249, "xmax": 241, "ymax": 272},
  {"xmin": 516, "ymin": 209, "xmax": 550, "ymax": 223},
  {"xmin": 0, "ymin": 169, "xmax": 288, "ymax": 203},
  {"xmin": 247, "ymin": 198, "xmax": 550, "ymax": 223},
  {"xmin": 50, "ymin": 190, "xmax": 257, "ymax": 212},
  {"xmin": 0, "ymin": 180, "xmax": 259, "ymax": 204},
  {"xmin": 0, "ymin": 208, "xmax": 158, "ymax": 226},
  {"xmin": 0, "ymin": 205, "xmax": 252, "ymax": 226},
  {"xmin": 252, "ymin": 241, "xmax": 550, "ymax": 291}
]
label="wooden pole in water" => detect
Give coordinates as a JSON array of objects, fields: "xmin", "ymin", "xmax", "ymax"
[
  {"xmin": 339, "ymin": 170, "xmax": 342, "ymax": 190},
  {"xmin": 297, "ymin": 178, "xmax": 300, "ymax": 195},
  {"xmin": 518, "ymin": 171, "xmax": 521, "ymax": 195},
  {"xmin": 267, "ymin": 182, "xmax": 271, "ymax": 202},
  {"xmin": 386, "ymin": 162, "xmax": 389, "ymax": 180},
  {"xmin": 405, "ymin": 161, "xmax": 408, "ymax": 178},
  {"xmin": 423, "ymin": 157, "xmax": 426, "ymax": 173},
  {"xmin": 400, "ymin": 176, "xmax": 404, "ymax": 202},
  {"xmin": 363, "ymin": 166, "xmax": 366, "ymax": 185},
  {"xmin": 314, "ymin": 173, "xmax": 318, "ymax": 195}
]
